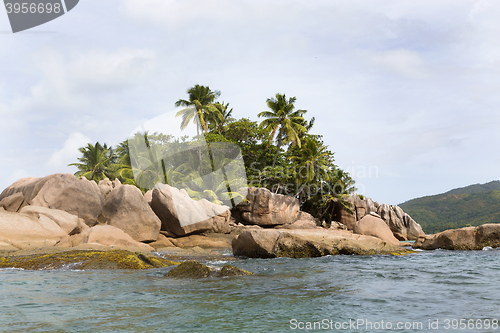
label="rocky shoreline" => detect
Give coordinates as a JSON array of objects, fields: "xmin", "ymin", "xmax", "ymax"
[{"xmin": 3, "ymin": 173, "xmax": 497, "ymax": 271}]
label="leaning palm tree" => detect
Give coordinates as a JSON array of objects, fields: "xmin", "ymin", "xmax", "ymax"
[
  {"xmin": 258, "ymin": 93, "xmax": 307, "ymax": 167},
  {"xmin": 69, "ymin": 142, "xmax": 116, "ymax": 182},
  {"xmin": 175, "ymin": 84, "xmax": 221, "ymax": 136}
]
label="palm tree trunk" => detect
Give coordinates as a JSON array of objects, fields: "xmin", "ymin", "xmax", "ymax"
[{"xmin": 271, "ymin": 132, "xmax": 283, "ymax": 167}]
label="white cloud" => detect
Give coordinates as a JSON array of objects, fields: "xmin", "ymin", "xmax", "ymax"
[
  {"xmin": 68, "ymin": 48, "xmax": 156, "ymax": 93},
  {"xmin": 44, "ymin": 132, "xmax": 91, "ymax": 173},
  {"xmin": 368, "ymin": 49, "xmax": 427, "ymax": 78}
]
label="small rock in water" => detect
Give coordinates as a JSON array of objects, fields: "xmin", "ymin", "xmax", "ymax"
[
  {"xmin": 165, "ymin": 260, "xmax": 252, "ymax": 278},
  {"xmin": 217, "ymin": 264, "xmax": 252, "ymax": 277},
  {"xmin": 166, "ymin": 260, "xmax": 212, "ymax": 278}
]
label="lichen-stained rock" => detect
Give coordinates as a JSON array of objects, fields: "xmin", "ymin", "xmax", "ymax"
[
  {"xmin": 99, "ymin": 185, "xmax": 161, "ymax": 242},
  {"xmin": 71, "ymin": 225, "xmax": 155, "ymax": 252},
  {"xmin": 232, "ymin": 228, "xmax": 408, "ymax": 258},
  {"xmin": 237, "ymin": 187, "xmax": 300, "ymax": 226},
  {"xmin": 353, "ymin": 215, "xmax": 400, "ymax": 246},
  {"xmin": 150, "ymin": 184, "xmax": 231, "ymax": 237},
  {"xmin": 0, "ymin": 250, "xmax": 178, "ymax": 270}
]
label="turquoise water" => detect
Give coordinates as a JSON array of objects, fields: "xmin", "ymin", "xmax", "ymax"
[{"xmin": 1, "ymin": 249, "xmax": 500, "ymax": 332}]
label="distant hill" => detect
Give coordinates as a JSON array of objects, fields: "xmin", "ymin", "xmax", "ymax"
[{"xmin": 399, "ymin": 181, "xmax": 500, "ymax": 234}]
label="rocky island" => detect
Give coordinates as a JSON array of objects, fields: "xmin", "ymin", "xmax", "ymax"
[{"xmin": 0, "ymin": 172, "xmax": 428, "ymax": 270}]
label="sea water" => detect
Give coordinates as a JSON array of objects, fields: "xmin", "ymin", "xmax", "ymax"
[{"xmin": 1, "ymin": 249, "xmax": 500, "ymax": 333}]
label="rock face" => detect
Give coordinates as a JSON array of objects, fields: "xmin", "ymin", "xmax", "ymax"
[
  {"xmin": 378, "ymin": 204, "xmax": 424, "ymax": 241},
  {"xmin": 232, "ymin": 228, "xmax": 407, "ymax": 258},
  {"xmin": 353, "ymin": 215, "xmax": 400, "ymax": 246},
  {"xmin": 281, "ymin": 211, "xmax": 318, "ymax": 230},
  {"xmin": 150, "ymin": 184, "xmax": 231, "ymax": 236},
  {"xmin": 0, "ymin": 192, "xmax": 26, "ymax": 212},
  {"xmin": 0, "ymin": 210, "xmax": 67, "ymax": 250},
  {"xmin": 71, "ymin": 225, "xmax": 155, "ymax": 252},
  {"xmin": 19, "ymin": 206, "xmax": 87, "ymax": 236},
  {"xmin": 237, "ymin": 187, "xmax": 300, "ymax": 226},
  {"xmin": 0, "ymin": 174, "xmax": 104, "ymax": 226},
  {"xmin": 413, "ymin": 224, "xmax": 500, "ymax": 250},
  {"xmin": 335, "ymin": 193, "xmax": 425, "ymax": 241},
  {"xmin": 99, "ymin": 185, "xmax": 161, "ymax": 242},
  {"xmin": 334, "ymin": 196, "xmax": 356, "ymax": 230}
]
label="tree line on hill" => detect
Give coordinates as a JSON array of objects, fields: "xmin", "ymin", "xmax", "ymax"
[
  {"xmin": 69, "ymin": 84, "xmax": 356, "ymax": 222},
  {"xmin": 400, "ymin": 181, "xmax": 500, "ymax": 233}
]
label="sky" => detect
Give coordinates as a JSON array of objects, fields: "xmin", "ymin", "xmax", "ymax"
[{"xmin": 0, "ymin": 0, "xmax": 499, "ymax": 205}]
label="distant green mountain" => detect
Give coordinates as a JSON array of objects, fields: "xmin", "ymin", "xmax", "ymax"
[{"xmin": 399, "ymin": 181, "xmax": 500, "ymax": 234}]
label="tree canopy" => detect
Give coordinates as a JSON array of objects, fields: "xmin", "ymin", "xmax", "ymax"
[{"xmin": 69, "ymin": 85, "xmax": 356, "ymax": 222}]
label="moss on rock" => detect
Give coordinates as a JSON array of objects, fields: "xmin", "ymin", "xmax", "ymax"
[
  {"xmin": 166, "ymin": 260, "xmax": 212, "ymax": 278},
  {"xmin": 166, "ymin": 260, "xmax": 253, "ymax": 278},
  {"xmin": 0, "ymin": 250, "xmax": 179, "ymax": 270},
  {"xmin": 217, "ymin": 264, "xmax": 252, "ymax": 277}
]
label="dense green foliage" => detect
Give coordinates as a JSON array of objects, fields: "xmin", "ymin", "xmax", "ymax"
[
  {"xmin": 70, "ymin": 85, "xmax": 356, "ymax": 221},
  {"xmin": 68, "ymin": 142, "xmax": 117, "ymax": 182},
  {"xmin": 400, "ymin": 181, "xmax": 500, "ymax": 234}
]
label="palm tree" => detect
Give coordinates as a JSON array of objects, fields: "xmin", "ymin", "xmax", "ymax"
[
  {"xmin": 288, "ymin": 136, "xmax": 332, "ymax": 201},
  {"xmin": 208, "ymin": 101, "xmax": 235, "ymax": 134},
  {"xmin": 290, "ymin": 137, "xmax": 331, "ymax": 182},
  {"xmin": 175, "ymin": 84, "xmax": 221, "ymax": 135},
  {"xmin": 258, "ymin": 93, "xmax": 307, "ymax": 167},
  {"xmin": 69, "ymin": 142, "xmax": 117, "ymax": 182}
]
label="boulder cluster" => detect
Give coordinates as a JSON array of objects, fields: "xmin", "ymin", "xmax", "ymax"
[
  {"xmin": 0, "ymin": 173, "xmax": 425, "ymax": 258},
  {"xmin": 0, "ymin": 173, "xmax": 234, "ymax": 252},
  {"xmin": 338, "ymin": 194, "xmax": 425, "ymax": 241}
]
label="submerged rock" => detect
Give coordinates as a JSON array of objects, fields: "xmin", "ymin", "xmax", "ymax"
[
  {"xmin": 217, "ymin": 264, "xmax": 252, "ymax": 277},
  {"xmin": 166, "ymin": 260, "xmax": 252, "ymax": 278},
  {"xmin": 0, "ymin": 250, "xmax": 178, "ymax": 270},
  {"xmin": 166, "ymin": 260, "xmax": 212, "ymax": 278}
]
